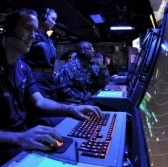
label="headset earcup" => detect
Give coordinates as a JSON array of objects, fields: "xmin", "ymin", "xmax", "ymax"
[
  {"xmin": 80, "ymin": 42, "xmax": 84, "ymax": 53},
  {"xmin": 3, "ymin": 14, "xmax": 16, "ymax": 37},
  {"xmin": 41, "ymin": 8, "xmax": 50, "ymax": 22},
  {"xmin": 79, "ymin": 49, "xmax": 84, "ymax": 54},
  {"xmin": 41, "ymin": 14, "xmax": 47, "ymax": 21}
]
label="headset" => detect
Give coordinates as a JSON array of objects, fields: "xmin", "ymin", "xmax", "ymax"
[
  {"xmin": 3, "ymin": 8, "xmax": 37, "ymax": 41},
  {"xmin": 76, "ymin": 41, "xmax": 85, "ymax": 54},
  {"xmin": 3, "ymin": 10, "xmax": 21, "ymax": 37},
  {"xmin": 41, "ymin": 8, "xmax": 50, "ymax": 22}
]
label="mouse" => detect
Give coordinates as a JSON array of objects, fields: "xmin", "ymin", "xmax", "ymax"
[
  {"xmin": 40, "ymin": 137, "xmax": 73, "ymax": 153},
  {"xmin": 56, "ymin": 140, "xmax": 64, "ymax": 147},
  {"xmin": 49, "ymin": 140, "xmax": 64, "ymax": 148},
  {"xmin": 40, "ymin": 139, "xmax": 63, "ymax": 149}
]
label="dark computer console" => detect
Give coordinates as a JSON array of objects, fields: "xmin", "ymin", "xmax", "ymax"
[
  {"xmin": 92, "ymin": 28, "xmax": 161, "ymax": 111},
  {"xmin": 92, "ymin": 86, "xmax": 130, "ymax": 110},
  {"xmin": 131, "ymin": 5, "xmax": 168, "ymax": 167},
  {"xmin": 2, "ymin": 111, "xmax": 127, "ymax": 167}
]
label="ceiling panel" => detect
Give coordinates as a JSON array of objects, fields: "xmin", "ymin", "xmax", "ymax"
[{"xmin": 0, "ymin": 0, "xmax": 154, "ymax": 44}]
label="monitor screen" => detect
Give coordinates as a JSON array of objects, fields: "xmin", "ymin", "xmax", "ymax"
[
  {"xmin": 134, "ymin": 49, "xmax": 146, "ymax": 75},
  {"xmin": 133, "ymin": 31, "xmax": 155, "ymax": 78},
  {"xmin": 138, "ymin": 28, "xmax": 168, "ymax": 166}
]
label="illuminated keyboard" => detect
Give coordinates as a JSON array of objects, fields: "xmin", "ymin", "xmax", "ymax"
[
  {"xmin": 68, "ymin": 113, "xmax": 111, "ymax": 139},
  {"xmin": 104, "ymin": 85, "xmax": 127, "ymax": 92},
  {"xmin": 68, "ymin": 113, "xmax": 117, "ymax": 158},
  {"xmin": 105, "ymin": 85, "xmax": 122, "ymax": 91},
  {"xmin": 79, "ymin": 140, "xmax": 109, "ymax": 158},
  {"xmin": 3, "ymin": 112, "xmax": 126, "ymax": 167}
]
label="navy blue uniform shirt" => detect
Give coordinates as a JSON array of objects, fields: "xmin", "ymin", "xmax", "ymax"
[
  {"xmin": 24, "ymin": 30, "xmax": 57, "ymax": 100},
  {"xmin": 0, "ymin": 41, "xmax": 39, "ymax": 131},
  {"xmin": 56, "ymin": 56, "xmax": 110, "ymax": 102}
]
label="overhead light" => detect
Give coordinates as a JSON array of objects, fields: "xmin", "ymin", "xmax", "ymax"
[
  {"xmin": 110, "ymin": 26, "xmax": 135, "ymax": 30},
  {"xmin": 89, "ymin": 14, "xmax": 105, "ymax": 24},
  {"xmin": 0, "ymin": 27, "xmax": 3, "ymax": 34}
]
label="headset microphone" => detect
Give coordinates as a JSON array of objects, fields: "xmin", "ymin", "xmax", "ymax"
[
  {"xmin": 46, "ymin": 17, "xmax": 55, "ymax": 26},
  {"xmin": 12, "ymin": 34, "xmax": 26, "ymax": 42}
]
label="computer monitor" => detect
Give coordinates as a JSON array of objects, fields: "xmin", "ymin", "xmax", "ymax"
[
  {"xmin": 138, "ymin": 44, "xmax": 168, "ymax": 167},
  {"xmin": 131, "ymin": 7, "xmax": 168, "ymax": 166},
  {"xmin": 138, "ymin": 28, "xmax": 161, "ymax": 83}
]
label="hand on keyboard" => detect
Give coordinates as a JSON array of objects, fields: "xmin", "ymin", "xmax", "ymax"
[{"xmin": 69, "ymin": 105, "xmax": 102, "ymax": 120}]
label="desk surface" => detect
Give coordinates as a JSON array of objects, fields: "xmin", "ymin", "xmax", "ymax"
[{"xmin": 2, "ymin": 111, "xmax": 127, "ymax": 167}]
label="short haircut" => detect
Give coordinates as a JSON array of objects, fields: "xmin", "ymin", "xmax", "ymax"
[
  {"xmin": 3, "ymin": 8, "xmax": 38, "ymax": 37},
  {"xmin": 76, "ymin": 41, "xmax": 90, "ymax": 53},
  {"xmin": 39, "ymin": 8, "xmax": 57, "ymax": 21}
]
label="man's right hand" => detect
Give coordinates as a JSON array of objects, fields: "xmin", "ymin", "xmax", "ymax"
[{"xmin": 17, "ymin": 125, "xmax": 63, "ymax": 151}]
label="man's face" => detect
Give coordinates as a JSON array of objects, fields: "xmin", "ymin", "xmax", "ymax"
[
  {"xmin": 11, "ymin": 13, "xmax": 38, "ymax": 54},
  {"xmin": 81, "ymin": 42, "xmax": 95, "ymax": 60}
]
